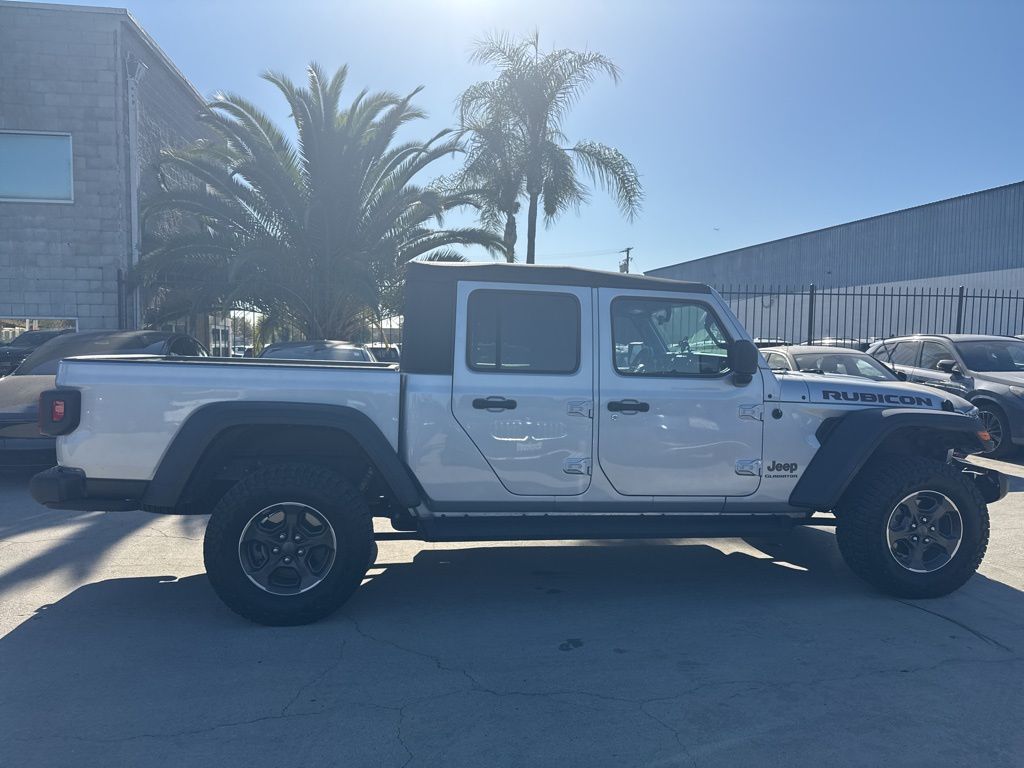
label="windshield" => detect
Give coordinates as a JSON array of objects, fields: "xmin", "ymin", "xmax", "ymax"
[
  {"xmin": 17, "ymin": 333, "xmax": 173, "ymax": 376},
  {"xmin": 793, "ymin": 352, "xmax": 896, "ymax": 381},
  {"xmin": 954, "ymin": 339, "xmax": 1024, "ymax": 372},
  {"xmin": 7, "ymin": 330, "xmax": 61, "ymax": 347},
  {"xmin": 260, "ymin": 344, "xmax": 371, "ymax": 362}
]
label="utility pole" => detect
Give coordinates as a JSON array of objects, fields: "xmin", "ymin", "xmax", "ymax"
[{"xmin": 618, "ymin": 246, "xmax": 634, "ymax": 274}]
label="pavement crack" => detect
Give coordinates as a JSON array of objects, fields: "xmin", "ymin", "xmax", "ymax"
[
  {"xmin": 346, "ymin": 614, "xmax": 485, "ymax": 692},
  {"xmin": 280, "ymin": 639, "xmax": 347, "ymax": 716},
  {"xmin": 138, "ymin": 530, "xmax": 204, "ymax": 542},
  {"xmin": 894, "ymin": 599, "xmax": 1015, "ymax": 653},
  {"xmin": 639, "ymin": 701, "xmax": 698, "ymax": 768}
]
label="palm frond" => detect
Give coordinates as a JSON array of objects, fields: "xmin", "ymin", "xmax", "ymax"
[{"xmin": 569, "ymin": 141, "xmax": 644, "ymax": 220}]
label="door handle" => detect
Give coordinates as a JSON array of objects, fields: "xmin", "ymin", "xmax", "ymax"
[
  {"xmin": 472, "ymin": 396, "xmax": 517, "ymax": 411},
  {"xmin": 607, "ymin": 399, "xmax": 650, "ymax": 413}
]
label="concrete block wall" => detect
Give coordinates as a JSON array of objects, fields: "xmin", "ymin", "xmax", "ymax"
[
  {"xmin": 0, "ymin": 2, "xmax": 207, "ymax": 331},
  {"xmin": 0, "ymin": 3, "xmax": 125, "ymax": 329}
]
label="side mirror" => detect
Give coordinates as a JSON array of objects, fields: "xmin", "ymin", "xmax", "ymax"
[
  {"xmin": 896, "ymin": 371, "xmax": 908, "ymax": 381},
  {"xmin": 728, "ymin": 339, "xmax": 759, "ymax": 386},
  {"xmin": 937, "ymin": 359, "xmax": 959, "ymax": 375}
]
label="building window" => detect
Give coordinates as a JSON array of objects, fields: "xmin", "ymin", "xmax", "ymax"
[
  {"xmin": 0, "ymin": 132, "xmax": 74, "ymax": 203},
  {"xmin": 466, "ymin": 290, "xmax": 580, "ymax": 374}
]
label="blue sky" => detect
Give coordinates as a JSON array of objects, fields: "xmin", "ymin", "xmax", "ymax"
[{"xmin": 32, "ymin": 0, "xmax": 1024, "ymax": 273}]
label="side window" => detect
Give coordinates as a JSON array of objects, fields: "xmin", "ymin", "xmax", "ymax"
[
  {"xmin": 764, "ymin": 352, "xmax": 790, "ymax": 370},
  {"xmin": 169, "ymin": 337, "xmax": 202, "ymax": 356},
  {"xmin": 611, "ymin": 297, "xmax": 731, "ymax": 377},
  {"xmin": 889, "ymin": 341, "xmax": 920, "ymax": 366},
  {"xmin": 920, "ymin": 341, "xmax": 953, "ymax": 370},
  {"xmin": 466, "ymin": 290, "xmax": 579, "ymax": 374}
]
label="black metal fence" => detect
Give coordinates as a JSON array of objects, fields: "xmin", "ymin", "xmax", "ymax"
[
  {"xmin": 718, "ymin": 285, "xmax": 1024, "ymax": 344},
  {"xmin": 159, "ymin": 284, "xmax": 1024, "ymax": 355}
]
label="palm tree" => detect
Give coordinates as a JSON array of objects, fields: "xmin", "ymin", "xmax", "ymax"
[
  {"xmin": 438, "ymin": 115, "xmax": 524, "ymax": 261},
  {"xmin": 458, "ymin": 33, "xmax": 644, "ymax": 264},
  {"xmin": 137, "ymin": 63, "xmax": 505, "ymax": 338}
]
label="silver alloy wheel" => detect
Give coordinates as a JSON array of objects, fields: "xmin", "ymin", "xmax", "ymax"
[
  {"xmin": 977, "ymin": 409, "xmax": 1004, "ymax": 451},
  {"xmin": 885, "ymin": 491, "xmax": 963, "ymax": 574},
  {"xmin": 238, "ymin": 502, "xmax": 337, "ymax": 595}
]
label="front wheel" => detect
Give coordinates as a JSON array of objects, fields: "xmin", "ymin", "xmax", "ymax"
[
  {"xmin": 836, "ymin": 457, "xmax": 989, "ymax": 599},
  {"xmin": 975, "ymin": 403, "xmax": 1014, "ymax": 458},
  {"xmin": 203, "ymin": 463, "xmax": 374, "ymax": 625}
]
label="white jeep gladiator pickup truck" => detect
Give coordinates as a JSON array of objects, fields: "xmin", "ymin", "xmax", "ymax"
[{"xmin": 32, "ymin": 262, "xmax": 1008, "ymax": 625}]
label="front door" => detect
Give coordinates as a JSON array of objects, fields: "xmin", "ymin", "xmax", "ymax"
[
  {"xmin": 597, "ymin": 290, "xmax": 764, "ymax": 497},
  {"xmin": 912, "ymin": 340, "xmax": 971, "ymax": 396},
  {"xmin": 451, "ymin": 282, "xmax": 594, "ymax": 496}
]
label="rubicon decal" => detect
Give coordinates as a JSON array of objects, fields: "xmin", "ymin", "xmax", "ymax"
[{"xmin": 822, "ymin": 390, "xmax": 933, "ymax": 406}]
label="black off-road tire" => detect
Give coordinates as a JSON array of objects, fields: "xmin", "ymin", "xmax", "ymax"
[
  {"xmin": 835, "ymin": 456, "xmax": 989, "ymax": 599},
  {"xmin": 203, "ymin": 463, "xmax": 374, "ymax": 626}
]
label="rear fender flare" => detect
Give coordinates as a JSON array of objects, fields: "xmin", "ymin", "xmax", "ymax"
[{"xmin": 141, "ymin": 402, "xmax": 420, "ymax": 509}]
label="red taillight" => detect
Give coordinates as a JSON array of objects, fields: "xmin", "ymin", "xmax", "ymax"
[{"xmin": 39, "ymin": 389, "xmax": 79, "ymax": 436}]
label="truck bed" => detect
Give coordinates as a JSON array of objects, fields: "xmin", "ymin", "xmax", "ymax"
[{"xmin": 55, "ymin": 355, "xmax": 401, "ymax": 481}]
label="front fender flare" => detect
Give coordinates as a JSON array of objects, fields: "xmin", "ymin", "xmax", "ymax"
[
  {"xmin": 142, "ymin": 401, "xmax": 421, "ymax": 509},
  {"xmin": 789, "ymin": 408, "xmax": 986, "ymax": 511}
]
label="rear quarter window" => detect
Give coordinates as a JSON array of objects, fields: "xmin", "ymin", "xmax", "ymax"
[{"xmin": 466, "ymin": 290, "xmax": 580, "ymax": 374}]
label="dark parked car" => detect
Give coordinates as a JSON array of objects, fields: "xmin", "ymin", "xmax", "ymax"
[
  {"xmin": 868, "ymin": 334, "xmax": 1024, "ymax": 457},
  {"xmin": 0, "ymin": 330, "xmax": 207, "ymax": 464},
  {"xmin": 365, "ymin": 343, "xmax": 400, "ymax": 363},
  {"xmin": 259, "ymin": 340, "xmax": 378, "ymax": 363},
  {"xmin": 0, "ymin": 328, "xmax": 74, "ymax": 376},
  {"xmin": 762, "ymin": 345, "xmax": 903, "ymax": 381}
]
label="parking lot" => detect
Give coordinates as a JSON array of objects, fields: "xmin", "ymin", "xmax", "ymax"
[{"xmin": 0, "ymin": 468, "xmax": 1021, "ymax": 767}]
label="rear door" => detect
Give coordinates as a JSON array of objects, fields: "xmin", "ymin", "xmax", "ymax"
[
  {"xmin": 451, "ymin": 282, "xmax": 594, "ymax": 496},
  {"xmin": 913, "ymin": 340, "xmax": 969, "ymax": 395},
  {"xmin": 875, "ymin": 340, "xmax": 921, "ymax": 379}
]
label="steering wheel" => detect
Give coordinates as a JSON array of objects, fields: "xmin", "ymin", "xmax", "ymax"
[
  {"xmin": 704, "ymin": 319, "xmax": 727, "ymax": 348},
  {"xmin": 630, "ymin": 346, "xmax": 654, "ymax": 373}
]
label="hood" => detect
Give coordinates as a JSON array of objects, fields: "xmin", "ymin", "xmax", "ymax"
[
  {"xmin": 777, "ymin": 372, "xmax": 974, "ymax": 413},
  {"xmin": 0, "ymin": 374, "xmax": 55, "ymax": 419},
  {"xmin": 972, "ymin": 370, "xmax": 1024, "ymax": 387},
  {"xmin": 0, "ymin": 345, "xmax": 34, "ymax": 359}
]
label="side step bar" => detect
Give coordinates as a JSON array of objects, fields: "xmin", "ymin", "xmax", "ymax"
[{"xmin": 378, "ymin": 513, "xmax": 837, "ymax": 543}]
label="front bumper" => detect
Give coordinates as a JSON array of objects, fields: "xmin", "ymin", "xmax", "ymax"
[
  {"xmin": 951, "ymin": 453, "xmax": 1018, "ymax": 503},
  {"xmin": 1004, "ymin": 398, "xmax": 1024, "ymax": 446},
  {"xmin": 30, "ymin": 466, "xmax": 145, "ymax": 511}
]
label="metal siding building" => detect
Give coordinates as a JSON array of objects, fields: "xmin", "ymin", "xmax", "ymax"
[{"xmin": 647, "ymin": 181, "xmax": 1024, "ymax": 290}]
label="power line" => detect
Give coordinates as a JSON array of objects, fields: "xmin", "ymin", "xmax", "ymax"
[{"xmin": 535, "ymin": 248, "xmax": 623, "ymax": 260}]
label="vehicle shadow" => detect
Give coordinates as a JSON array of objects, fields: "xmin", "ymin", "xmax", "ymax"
[
  {"xmin": 1, "ymin": 535, "xmax": 1022, "ymax": 767},
  {"xmin": 0, "ymin": 468, "xmax": 205, "ymax": 599}
]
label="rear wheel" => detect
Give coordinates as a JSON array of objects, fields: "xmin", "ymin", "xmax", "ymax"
[
  {"xmin": 203, "ymin": 463, "xmax": 373, "ymax": 625},
  {"xmin": 836, "ymin": 457, "xmax": 988, "ymax": 598}
]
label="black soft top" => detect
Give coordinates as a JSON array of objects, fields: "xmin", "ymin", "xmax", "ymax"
[
  {"xmin": 402, "ymin": 261, "xmax": 710, "ymax": 376},
  {"xmin": 405, "ymin": 260, "xmax": 711, "ymax": 294}
]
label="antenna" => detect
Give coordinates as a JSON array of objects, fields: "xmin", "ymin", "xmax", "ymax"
[{"xmin": 618, "ymin": 247, "xmax": 634, "ymax": 274}]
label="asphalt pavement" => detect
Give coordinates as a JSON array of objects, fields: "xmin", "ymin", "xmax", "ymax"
[{"xmin": 0, "ymin": 468, "xmax": 1021, "ymax": 767}]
